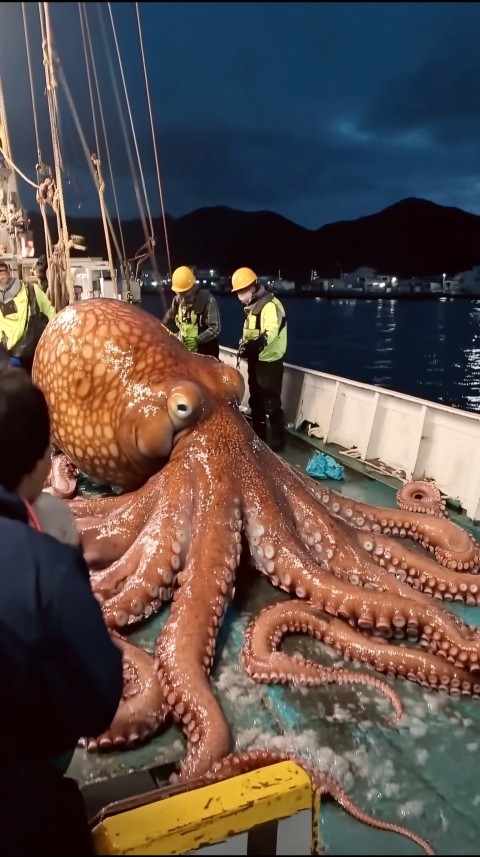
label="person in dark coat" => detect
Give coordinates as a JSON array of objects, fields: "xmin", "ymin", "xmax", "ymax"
[{"xmin": 0, "ymin": 366, "xmax": 124, "ymax": 856}]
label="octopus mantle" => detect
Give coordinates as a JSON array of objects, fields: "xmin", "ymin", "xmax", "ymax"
[{"xmin": 32, "ymin": 299, "xmax": 480, "ymax": 855}]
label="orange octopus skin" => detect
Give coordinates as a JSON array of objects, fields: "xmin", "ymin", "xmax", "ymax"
[{"xmin": 32, "ymin": 299, "xmax": 480, "ymax": 853}]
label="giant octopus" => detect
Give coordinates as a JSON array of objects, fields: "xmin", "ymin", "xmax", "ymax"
[{"xmin": 32, "ymin": 299, "xmax": 480, "ymax": 854}]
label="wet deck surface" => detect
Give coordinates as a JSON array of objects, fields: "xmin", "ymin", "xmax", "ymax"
[{"xmin": 71, "ymin": 435, "xmax": 480, "ymax": 854}]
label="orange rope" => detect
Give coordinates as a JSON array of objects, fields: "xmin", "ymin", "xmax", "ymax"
[{"xmin": 24, "ymin": 499, "xmax": 42, "ymax": 531}]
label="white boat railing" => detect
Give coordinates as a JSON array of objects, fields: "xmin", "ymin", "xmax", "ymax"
[{"xmin": 219, "ymin": 346, "xmax": 480, "ymax": 521}]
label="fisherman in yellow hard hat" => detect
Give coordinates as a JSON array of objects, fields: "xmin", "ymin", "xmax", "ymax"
[
  {"xmin": 232, "ymin": 267, "xmax": 287, "ymax": 451},
  {"xmin": 162, "ymin": 265, "xmax": 221, "ymax": 358}
]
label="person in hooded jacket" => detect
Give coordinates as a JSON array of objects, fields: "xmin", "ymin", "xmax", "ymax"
[{"xmin": 0, "ymin": 366, "xmax": 124, "ymax": 856}]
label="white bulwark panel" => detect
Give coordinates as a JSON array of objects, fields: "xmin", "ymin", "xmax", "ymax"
[{"xmin": 220, "ymin": 347, "xmax": 480, "ymax": 521}]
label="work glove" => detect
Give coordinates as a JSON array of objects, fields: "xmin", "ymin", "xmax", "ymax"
[
  {"xmin": 182, "ymin": 336, "xmax": 198, "ymax": 352},
  {"xmin": 238, "ymin": 335, "xmax": 267, "ymax": 359}
]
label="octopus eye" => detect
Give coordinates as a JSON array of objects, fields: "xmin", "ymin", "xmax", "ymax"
[
  {"xmin": 172, "ymin": 398, "xmax": 192, "ymax": 419},
  {"xmin": 166, "ymin": 381, "xmax": 205, "ymax": 429}
]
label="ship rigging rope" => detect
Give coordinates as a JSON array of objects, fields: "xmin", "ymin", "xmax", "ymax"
[
  {"xmin": 40, "ymin": 1, "xmax": 75, "ymax": 305},
  {"xmin": 76, "ymin": 2, "xmax": 117, "ymax": 290},
  {"xmin": 55, "ymin": 59, "xmax": 124, "ymax": 293},
  {"xmin": 0, "ymin": 145, "xmax": 37, "ymax": 190},
  {"xmin": 106, "ymin": 0, "xmax": 161, "ymax": 286},
  {"xmin": 135, "ymin": 1, "xmax": 172, "ymax": 278},
  {"xmin": 22, "ymin": 2, "xmax": 54, "ymax": 266},
  {"xmin": 107, "ymin": 1, "xmax": 154, "ymax": 240},
  {"xmin": 97, "ymin": 2, "xmax": 159, "ymax": 286},
  {"xmin": 21, "ymin": 2, "xmax": 42, "ymax": 166},
  {"xmin": 80, "ymin": 1, "xmax": 127, "ymax": 266}
]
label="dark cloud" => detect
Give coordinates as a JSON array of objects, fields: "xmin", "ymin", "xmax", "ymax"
[
  {"xmin": 362, "ymin": 19, "xmax": 480, "ymax": 145},
  {"xmin": 1, "ymin": 2, "xmax": 480, "ymax": 228}
]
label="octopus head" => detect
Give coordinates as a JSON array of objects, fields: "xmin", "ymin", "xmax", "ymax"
[
  {"xmin": 118, "ymin": 357, "xmax": 245, "ymax": 482},
  {"xmin": 32, "ymin": 299, "xmax": 246, "ymax": 487},
  {"xmin": 119, "ymin": 376, "xmax": 209, "ymax": 475}
]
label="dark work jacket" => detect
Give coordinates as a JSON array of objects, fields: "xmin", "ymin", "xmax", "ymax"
[{"xmin": 0, "ymin": 486, "xmax": 124, "ymax": 855}]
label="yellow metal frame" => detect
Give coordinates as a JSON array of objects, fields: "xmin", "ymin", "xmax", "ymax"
[{"xmin": 92, "ymin": 761, "xmax": 320, "ymax": 855}]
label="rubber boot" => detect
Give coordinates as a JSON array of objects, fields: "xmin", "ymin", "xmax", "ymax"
[
  {"xmin": 252, "ymin": 418, "xmax": 267, "ymax": 441},
  {"xmin": 269, "ymin": 409, "xmax": 286, "ymax": 452}
]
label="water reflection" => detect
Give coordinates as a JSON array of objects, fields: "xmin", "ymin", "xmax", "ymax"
[{"xmin": 143, "ymin": 295, "xmax": 480, "ymax": 414}]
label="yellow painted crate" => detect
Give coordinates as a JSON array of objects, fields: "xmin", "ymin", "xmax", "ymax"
[{"xmin": 91, "ymin": 761, "xmax": 321, "ymax": 855}]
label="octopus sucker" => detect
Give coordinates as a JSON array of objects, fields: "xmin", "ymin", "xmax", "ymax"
[
  {"xmin": 32, "ymin": 299, "xmax": 480, "ymax": 852},
  {"xmin": 396, "ymin": 480, "xmax": 446, "ymax": 518},
  {"xmin": 44, "ymin": 450, "xmax": 79, "ymax": 499}
]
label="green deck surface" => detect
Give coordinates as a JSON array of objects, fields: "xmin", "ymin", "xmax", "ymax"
[{"xmin": 71, "ymin": 431, "xmax": 480, "ymax": 854}]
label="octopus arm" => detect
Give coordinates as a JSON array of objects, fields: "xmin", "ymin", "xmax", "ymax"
[
  {"xmin": 76, "ymin": 469, "xmax": 171, "ymax": 569},
  {"xmin": 280, "ymin": 471, "xmax": 480, "ymax": 610},
  {"xmin": 242, "ymin": 491, "xmax": 480, "ymax": 697},
  {"xmin": 284, "ymin": 464, "xmax": 479, "ymax": 571},
  {"xmin": 359, "ymin": 532, "xmax": 480, "ymax": 606},
  {"xmin": 155, "ymin": 497, "xmax": 243, "ymax": 780},
  {"xmin": 283, "ymin": 477, "xmax": 433, "ymax": 608},
  {"xmin": 80, "ymin": 634, "xmax": 169, "ymax": 751},
  {"xmin": 69, "ymin": 492, "xmax": 133, "ymax": 519},
  {"xmin": 242, "ymin": 600, "xmax": 403, "ymax": 722},
  {"xmin": 79, "ymin": 503, "xmax": 148, "ymax": 569},
  {"xmin": 86, "ymin": 464, "xmax": 190, "ymax": 628},
  {"xmin": 315, "ymin": 485, "xmax": 480, "ymax": 572},
  {"xmin": 396, "ymin": 480, "xmax": 446, "ymax": 518},
  {"xmin": 94, "ymin": 518, "xmax": 189, "ymax": 631}
]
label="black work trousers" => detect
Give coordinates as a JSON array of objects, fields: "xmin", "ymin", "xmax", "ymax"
[
  {"xmin": 197, "ymin": 338, "xmax": 220, "ymax": 359},
  {"xmin": 247, "ymin": 357, "xmax": 286, "ymax": 451}
]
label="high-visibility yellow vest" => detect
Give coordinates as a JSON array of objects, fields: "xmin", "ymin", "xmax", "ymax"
[
  {"xmin": 243, "ymin": 294, "xmax": 287, "ymax": 362},
  {"xmin": 0, "ymin": 283, "xmax": 56, "ymax": 351},
  {"xmin": 174, "ymin": 290, "xmax": 213, "ymax": 351}
]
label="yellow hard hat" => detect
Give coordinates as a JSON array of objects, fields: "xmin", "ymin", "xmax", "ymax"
[
  {"xmin": 171, "ymin": 266, "xmax": 196, "ymax": 293},
  {"xmin": 231, "ymin": 267, "xmax": 257, "ymax": 292}
]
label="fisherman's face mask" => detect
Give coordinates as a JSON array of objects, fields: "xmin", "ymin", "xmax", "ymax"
[{"xmin": 237, "ymin": 287, "xmax": 255, "ymax": 305}]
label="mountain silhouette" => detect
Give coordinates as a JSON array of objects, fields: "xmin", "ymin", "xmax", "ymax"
[{"xmin": 27, "ymin": 197, "xmax": 480, "ymax": 281}]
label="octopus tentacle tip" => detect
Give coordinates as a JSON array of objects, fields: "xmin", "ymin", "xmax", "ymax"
[{"xmin": 396, "ymin": 480, "xmax": 445, "ymax": 520}]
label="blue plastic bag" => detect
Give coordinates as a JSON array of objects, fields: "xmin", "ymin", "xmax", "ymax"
[{"xmin": 305, "ymin": 451, "xmax": 344, "ymax": 481}]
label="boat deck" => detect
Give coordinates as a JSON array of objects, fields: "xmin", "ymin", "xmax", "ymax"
[{"xmin": 73, "ymin": 431, "xmax": 480, "ymax": 855}]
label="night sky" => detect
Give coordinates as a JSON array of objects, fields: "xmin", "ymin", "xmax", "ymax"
[{"xmin": 1, "ymin": 1, "xmax": 480, "ymax": 229}]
